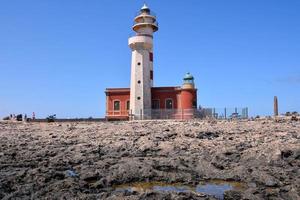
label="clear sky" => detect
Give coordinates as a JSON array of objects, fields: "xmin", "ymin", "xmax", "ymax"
[{"xmin": 0, "ymin": 0, "xmax": 299, "ymax": 118}]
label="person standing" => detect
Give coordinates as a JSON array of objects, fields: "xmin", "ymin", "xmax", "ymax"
[{"xmin": 24, "ymin": 114, "xmax": 27, "ymax": 122}]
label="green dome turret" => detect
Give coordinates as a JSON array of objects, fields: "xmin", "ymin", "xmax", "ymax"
[
  {"xmin": 182, "ymin": 73, "xmax": 195, "ymax": 89},
  {"xmin": 183, "ymin": 72, "xmax": 194, "ymax": 82}
]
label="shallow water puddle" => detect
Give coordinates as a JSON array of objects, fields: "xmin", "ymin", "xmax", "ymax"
[{"xmin": 114, "ymin": 180, "xmax": 246, "ymax": 200}]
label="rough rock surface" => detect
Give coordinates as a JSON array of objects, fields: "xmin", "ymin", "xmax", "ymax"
[{"xmin": 0, "ymin": 119, "xmax": 299, "ymax": 199}]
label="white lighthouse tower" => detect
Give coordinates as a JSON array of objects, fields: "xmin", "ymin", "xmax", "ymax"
[{"xmin": 129, "ymin": 4, "xmax": 158, "ymax": 119}]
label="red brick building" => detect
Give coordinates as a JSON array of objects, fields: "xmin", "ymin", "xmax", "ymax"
[
  {"xmin": 105, "ymin": 74, "xmax": 197, "ymax": 120},
  {"xmin": 105, "ymin": 4, "xmax": 197, "ymax": 120}
]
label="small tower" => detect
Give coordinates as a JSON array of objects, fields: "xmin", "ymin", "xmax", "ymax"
[
  {"xmin": 182, "ymin": 73, "xmax": 195, "ymax": 89},
  {"xmin": 181, "ymin": 73, "xmax": 197, "ymax": 111},
  {"xmin": 129, "ymin": 4, "xmax": 158, "ymax": 119}
]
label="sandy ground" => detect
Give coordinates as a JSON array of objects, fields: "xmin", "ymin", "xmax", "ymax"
[{"xmin": 0, "ymin": 118, "xmax": 299, "ymax": 200}]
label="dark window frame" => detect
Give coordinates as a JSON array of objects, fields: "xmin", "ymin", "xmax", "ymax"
[
  {"xmin": 149, "ymin": 52, "xmax": 153, "ymax": 62},
  {"xmin": 152, "ymin": 99, "xmax": 160, "ymax": 109},
  {"xmin": 113, "ymin": 100, "xmax": 120, "ymax": 111},
  {"xmin": 165, "ymin": 99, "xmax": 173, "ymax": 109}
]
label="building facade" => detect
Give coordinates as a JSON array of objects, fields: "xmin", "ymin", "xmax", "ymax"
[{"xmin": 105, "ymin": 4, "xmax": 197, "ymax": 120}]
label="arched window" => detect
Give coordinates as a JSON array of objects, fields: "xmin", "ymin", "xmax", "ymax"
[
  {"xmin": 113, "ymin": 100, "xmax": 120, "ymax": 111},
  {"xmin": 165, "ymin": 99, "xmax": 173, "ymax": 109}
]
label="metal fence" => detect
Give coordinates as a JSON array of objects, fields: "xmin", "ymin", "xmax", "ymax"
[
  {"xmin": 129, "ymin": 107, "xmax": 248, "ymax": 120},
  {"xmin": 200, "ymin": 107, "xmax": 249, "ymax": 120}
]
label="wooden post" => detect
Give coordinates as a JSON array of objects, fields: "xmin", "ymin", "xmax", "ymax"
[
  {"xmin": 140, "ymin": 109, "xmax": 142, "ymax": 120},
  {"xmin": 224, "ymin": 108, "xmax": 227, "ymax": 119},
  {"xmin": 274, "ymin": 96, "xmax": 278, "ymax": 116}
]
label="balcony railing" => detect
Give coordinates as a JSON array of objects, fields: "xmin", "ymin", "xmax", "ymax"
[
  {"xmin": 134, "ymin": 10, "xmax": 156, "ymax": 18},
  {"xmin": 106, "ymin": 110, "xmax": 129, "ymax": 117},
  {"xmin": 133, "ymin": 21, "xmax": 158, "ymax": 27}
]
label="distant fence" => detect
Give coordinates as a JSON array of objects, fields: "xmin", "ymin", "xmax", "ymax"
[
  {"xmin": 200, "ymin": 107, "xmax": 249, "ymax": 120},
  {"xmin": 129, "ymin": 107, "xmax": 249, "ymax": 120}
]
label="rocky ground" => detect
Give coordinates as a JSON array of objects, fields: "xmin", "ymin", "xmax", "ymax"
[{"xmin": 0, "ymin": 118, "xmax": 299, "ymax": 200}]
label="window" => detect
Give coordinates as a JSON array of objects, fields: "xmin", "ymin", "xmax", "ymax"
[
  {"xmin": 152, "ymin": 100, "xmax": 160, "ymax": 109},
  {"xmin": 138, "ymin": 80, "xmax": 141, "ymax": 84},
  {"xmin": 137, "ymin": 62, "xmax": 141, "ymax": 66},
  {"xmin": 165, "ymin": 99, "xmax": 173, "ymax": 109},
  {"xmin": 150, "ymin": 70, "xmax": 153, "ymax": 80},
  {"xmin": 137, "ymin": 97, "xmax": 141, "ymax": 100},
  {"xmin": 149, "ymin": 52, "xmax": 153, "ymax": 62},
  {"xmin": 113, "ymin": 101, "xmax": 120, "ymax": 111},
  {"xmin": 126, "ymin": 100, "xmax": 130, "ymax": 110}
]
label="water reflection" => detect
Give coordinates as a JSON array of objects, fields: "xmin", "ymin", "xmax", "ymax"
[{"xmin": 114, "ymin": 180, "xmax": 246, "ymax": 200}]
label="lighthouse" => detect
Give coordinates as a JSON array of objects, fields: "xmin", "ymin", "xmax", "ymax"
[
  {"xmin": 128, "ymin": 4, "xmax": 158, "ymax": 120},
  {"xmin": 105, "ymin": 4, "xmax": 197, "ymax": 121}
]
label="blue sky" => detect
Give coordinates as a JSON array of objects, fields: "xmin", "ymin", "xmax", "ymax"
[{"xmin": 0, "ymin": 0, "xmax": 299, "ymax": 118}]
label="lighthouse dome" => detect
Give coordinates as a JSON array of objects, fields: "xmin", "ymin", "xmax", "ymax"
[
  {"xmin": 182, "ymin": 73, "xmax": 195, "ymax": 89},
  {"xmin": 141, "ymin": 3, "xmax": 150, "ymax": 11},
  {"xmin": 183, "ymin": 72, "xmax": 194, "ymax": 80}
]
